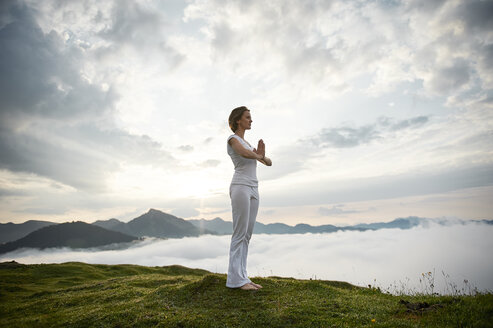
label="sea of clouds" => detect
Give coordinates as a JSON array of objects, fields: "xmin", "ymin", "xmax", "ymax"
[{"xmin": 1, "ymin": 221, "xmax": 492, "ymax": 294}]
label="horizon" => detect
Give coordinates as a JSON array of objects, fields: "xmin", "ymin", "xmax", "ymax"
[
  {"xmin": 2, "ymin": 208, "xmax": 490, "ymax": 227},
  {"xmin": 1, "ymin": 0, "xmax": 492, "ymax": 225}
]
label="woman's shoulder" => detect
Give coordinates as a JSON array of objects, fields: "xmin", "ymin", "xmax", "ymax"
[
  {"xmin": 227, "ymin": 135, "xmax": 238, "ymax": 148},
  {"xmin": 227, "ymin": 134, "xmax": 242, "ymax": 143},
  {"xmin": 229, "ymin": 135, "xmax": 253, "ymax": 149}
]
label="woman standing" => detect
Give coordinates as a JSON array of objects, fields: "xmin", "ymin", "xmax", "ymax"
[{"xmin": 226, "ymin": 106, "xmax": 272, "ymax": 290}]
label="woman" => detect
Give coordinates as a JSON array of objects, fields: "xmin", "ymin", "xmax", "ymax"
[{"xmin": 226, "ymin": 106, "xmax": 272, "ymax": 290}]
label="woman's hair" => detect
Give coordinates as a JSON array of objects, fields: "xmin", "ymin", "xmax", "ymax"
[{"xmin": 228, "ymin": 106, "xmax": 250, "ymax": 132}]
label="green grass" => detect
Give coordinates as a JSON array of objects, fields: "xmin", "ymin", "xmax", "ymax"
[{"xmin": 0, "ymin": 261, "xmax": 492, "ymax": 327}]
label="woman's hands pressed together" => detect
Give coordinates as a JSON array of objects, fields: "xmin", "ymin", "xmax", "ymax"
[
  {"xmin": 253, "ymin": 139, "xmax": 265, "ymax": 159},
  {"xmin": 254, "ymin": 139, "xmax": 272, "ymax": 166}
]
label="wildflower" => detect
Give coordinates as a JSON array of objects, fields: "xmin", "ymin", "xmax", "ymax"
[{"xmin": 371, "ymin": 318, "xmax": 376, "ymax": 323}]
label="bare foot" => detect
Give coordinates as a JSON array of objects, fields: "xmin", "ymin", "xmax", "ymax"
[
  {"xmin": 240, "ymin": 283, "xmax": 258, "ymax": 290},
  {"xmin": 250, "ymin": 282, "xmax": 263, "ymax": 289}
]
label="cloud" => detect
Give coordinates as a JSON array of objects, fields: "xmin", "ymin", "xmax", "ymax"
[
  {"xmin": 184, "ymin": 0, "xmax": 492, "ymax": 102},
  {"xmin": 425, "ymin": 59, "xmax": 471, "ymax": 95},
  {"xmin": 178, "ymin": 145, "xmax": 194, "ymax": 152},
  {"xmin": 308, "ymin": 116, "xmax": 428, "ymax": 148},
  {"xmin": 199, "ymin": 159, "xmax": 220, "ymax": 168},
  {"xmin": 260, "ymin": 115, "xmax": 430, "ymax": 180},
  {"xmin": 2, "ymin": 222, "xmax": 492, "ymax": 294},
  {"xmin": 0, "ymin": 2, "xmax": 114, "ymax": 120},
  {"xmin": 0, "ymin": 1, "xmax": 175, "ymax": 192},
  {"xmin": 403, "ymin": 0, "xmax": 493, "ymax": 99},
  {"xmin": 308, "ymin": 116, "xmax": 429, "ymax": 149},
  {"xmin": 263, "ymin": 163, "xmax": 493, "ymax": 207},
  {"xmin": 311, "ymin": 125, "xmax": 380, "ymax": 148},
  {"xmin": 96, "ymin": 0, "xmax": 184, "ymax": 67},
  {"xmin": 379, "ymin": 116, "xmax": 429, "ymax": 131},
  {"xmin": 318, "ymin": 205, "xmax": 359, "ymax": 216},
  {"xmin": 406, "ymin": 0, "xmax": 448, "ymax": 12},
  {"xmin": 478, "ymin": 43, "xmax": 493, "ymax": 89},
  {"xmin": 455, "ymin": 0, "xmax": 493, "ymax": 35}
]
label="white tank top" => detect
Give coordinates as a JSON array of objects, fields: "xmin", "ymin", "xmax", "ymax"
[{"xmin": 227, "ymin": 134, "xmax": 258, "ymax": 187}]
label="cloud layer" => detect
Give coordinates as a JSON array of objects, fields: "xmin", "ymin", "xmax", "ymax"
[{"xmin": 2, "ymin": 222, "xmax": 492, "ymax": 294}]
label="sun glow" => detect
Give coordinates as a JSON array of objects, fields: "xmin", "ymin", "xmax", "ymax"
[{"xmin": 108, "ymin": 163, "xmax": 227, "ymax": 200}]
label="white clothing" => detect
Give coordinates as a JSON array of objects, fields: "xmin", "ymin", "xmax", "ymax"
[
  {"xmin": 226, "ymin": 134, "xmax": 259, "ymax": 288},
  {"xmin": 227, "ymin": 134, "xmax": 258, "ymax": 187},
  {"xmin": 226, "ymin": 184, "xmax": 259, "ymax": 288}
]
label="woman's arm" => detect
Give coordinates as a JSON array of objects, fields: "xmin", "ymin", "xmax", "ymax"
[
  {"xmin": 229, "ymin": 138, "xmax": 263, "ymax": 160},
  {"xmin": 258, "ymin": 156, "xmax": 272, "ymax": 166},
  {"xmin": 229, "ymin": 137, "xmax": 272, "ymax": 166}
]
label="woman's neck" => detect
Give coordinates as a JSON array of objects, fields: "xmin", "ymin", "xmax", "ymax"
[{"xmin": 235, "ymin": 129, "xmax": 245, "ymax": 139}]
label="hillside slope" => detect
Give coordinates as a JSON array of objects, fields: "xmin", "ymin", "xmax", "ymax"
[
  {"xmin": 0, "ymin": 261, "xmax": 491, "ymax": 327},
  {"xmin": 0, "ymin": 222, "xmax": 138, "ymax": 254}
]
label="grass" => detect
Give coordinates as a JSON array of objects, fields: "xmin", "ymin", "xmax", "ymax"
[{"xmin": 0, "ymin": 261, "xmax": 492, "ymax": 327}]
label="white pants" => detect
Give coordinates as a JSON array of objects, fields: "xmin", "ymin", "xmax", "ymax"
[{"xmin": 226, "ymin": 184, "xmax": 259, "ymax": 288}]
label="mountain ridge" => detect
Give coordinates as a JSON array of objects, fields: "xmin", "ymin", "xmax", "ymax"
[
  {"xmin": 0, "ymin": 221, "xmax": 139, "ymax": 254},
  {"xmin": 0, "ymin": 220, "xmax": 56, "ymax": 244},
  {"xmin": 93, "ymin": 208, "xmax": 215, "ymax": 238},
  {"xmin": 188, "ymin": 215, "xmax": 493, "ymax": 235},
  {"xmin": 2, "ymin": 210, "xmax": 492, "ymax": 250}
]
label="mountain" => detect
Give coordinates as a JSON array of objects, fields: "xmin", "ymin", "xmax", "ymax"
[
  {"xmin": 4, "ymin": 214, "xmax": 492, "ymax": 250},
  {"xmin": 127, "ymin": 209, "xmax": 204, "ymax": 238},
  {"xmin": 0, "ymin": 221, "xmax": 139, "ymax": 254},
  {"xmin": 188, "ymin": 217, "xmax": 231, "ymax": 234},
  {"xmin": 187, "ymin": 216, "xmax": 470, "ymax": 235},
  {"xmin": 256, "ymin": 222, "xmax": 293, "ymax": 234},
  {"xmin": 352, "ymin": 216, "xmax": 425, "ymax": 230},
  {"xmin": 0, "ymin": 220, "xmax": 56, "ymax": 244},
  {"xmin": 92, "ymin": 218, "xmax": 134, "ymax": 236},
  {"xmin": 188, "ymin": 218, "xmax": 315, "ymax": 235},
  {"xmin": 93, "ymin": 209, "xmax": 212, "ymax": 238}
]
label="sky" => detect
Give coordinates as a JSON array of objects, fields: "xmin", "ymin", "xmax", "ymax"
[
  {"xmin": 1, "ymin": 0, "xmax": 492, "ymax": 225},
  {"xmin": 2, "ymin": 222, "xmax": 492, "ymax": 294}
]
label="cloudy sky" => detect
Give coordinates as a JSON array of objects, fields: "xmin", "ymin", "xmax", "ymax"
[{"xmin": 1, "ymin": 0, "xmax": 492, "ymax": 225}]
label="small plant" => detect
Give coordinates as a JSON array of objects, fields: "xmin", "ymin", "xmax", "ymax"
[
  {"xmin": 372, "ymin": 269, "xmax": 479, "ymax": 297},
  {"xmin": 419, "ymin": 269, "xmax": 436, "ymax": 296},
  {"xmin": 441, "ymin": 270, "xmax": 481, "ymax": 296}
]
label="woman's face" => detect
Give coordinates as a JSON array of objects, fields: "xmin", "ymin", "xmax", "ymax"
[{"xmin": 237, "ymin": 110, "xmax": 252, "ymax": 130}]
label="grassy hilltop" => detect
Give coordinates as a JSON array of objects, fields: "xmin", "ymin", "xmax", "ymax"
[{"xmin": 0, "ymin": 261, "xmax": 492, "ymax": 327}]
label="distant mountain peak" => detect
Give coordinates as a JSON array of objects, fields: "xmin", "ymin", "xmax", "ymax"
[
  {"xmin": 147, "ymin": 208, "xmax": 165, "ymax": 214},
  {"xmin": 125, "ymin": 208, "xmax": 201, "ymax": 238}
]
